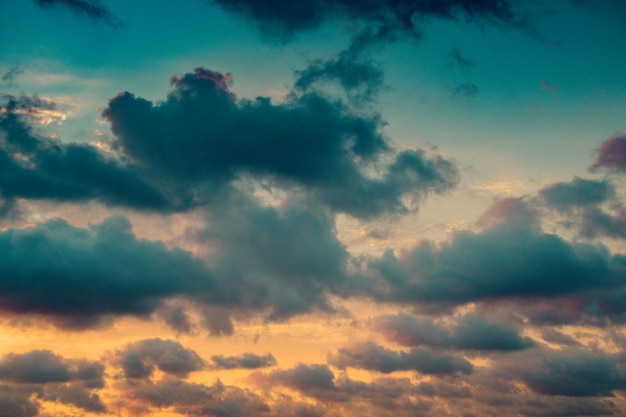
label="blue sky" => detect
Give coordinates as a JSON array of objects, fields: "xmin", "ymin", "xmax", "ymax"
[{"xmin": 1, "ymin": 1, "xmax": 626, "ymax": 416}]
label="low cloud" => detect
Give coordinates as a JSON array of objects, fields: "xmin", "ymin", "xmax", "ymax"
[
  {"xmin": 113, "ymin": 338, "xmax": 205, "ymax": 379},
  {"xmin": 372, "ymin": 312, "xmax": 535, "ymax": 351},
  {"xmin": 210, "ymin": 353, "xmax": 277, "ymax": 370},
  {"xmin": 328, "ymin": 341, "xmax": 473, "ymax": 375}
]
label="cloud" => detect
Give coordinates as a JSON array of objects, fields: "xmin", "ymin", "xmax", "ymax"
[
  {"xmin": 361, "ymin": 198, "xmax": 624, "ymax": 308},
  {"xmin": 0, "ymin": 95, "xmax": 183, "ymax": 212},
  {"xmin": 0, "ymin": 350, "xmax": 106, "ymax": 413},
  {"xmin": 114, "ymin": 338, "xmax": 205, "ymax": 379},
  {"xmin": 508, "ymin": 348, "xmax": 626, "ymax": 397},
  {"xmin": 251, "ymin": 364, "xmax": 433, "ymax": 414},
  {"xmin": 0, "ymin": 350, "xmax": 103, "ymax": 386},
  {"xmin": 451, "ymin": 81, "xmax": 480, "ymax": 98},
  {"xmin": 103, "ymin": 67, "xmax": 458, "ymax": 219},
  {"xmin": 210, "ymin": 353, "xmax": 277, "ymax": 370},
  {"xmin": 124, "ymin": 378, "xmax": 270, "ymax": 417},
  {"xmin": 211, "ymin": 0, "xmax": 517, "ymax": 39},
  {"xmin": 328, "ymin": 341, "xmax": 473, "ymax": 375},
  {"xmin": 0, "ymin": 216, "xmax": 215, "ymax": 328},
  {"xmin": 372, "ymin": 312, "xmax": 535, "ymax": 351},
  {"xmin": 198, "ymin": 198, "xmax": 349, "ymax": 319},
  {"xmin": 539, "ymin": 177, "xmax": 615, "ymax": 212},
  {"xmin": 449, "ymin": 47, "xmax": 474, "ymax": 70},
  {"xmin": 34, "ymin": 0, "xmax": 123, "ymax": 28},
  {"xmin": 591, "ymin": 133, "xmax": 626, "ymax": 173}
]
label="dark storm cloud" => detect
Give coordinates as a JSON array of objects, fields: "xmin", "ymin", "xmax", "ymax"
[
  {"xmin": 361, "ymin": 198, "xmax": 625, "ymax": 308},
  {"xmin": 372, "ymin": 312, "xmax": 534, "ymax": 351},
  {"xmin": 103, "ymin": 68, "xmax": 458, "ymax": 219},
  {"xmin": 591, "ymin": 134, "xmax": 626, "ymax": 173},
  {"xmin": 508, "ymin": 348, "xmax": 626, "ymax": 397},
  {"xmin": 539, "ymin": 177, "xmax": 615, "ymax": 212},
  {"xmin": 210, "ymin": 353, "xmax": 277, "ymax": 370},
  {"xmin": 114, "ymin": 339, "xmax": 205, "ymax": 379},
  {"xmin": 0, "ymin": 216, "xmax": 216, "ymax": 328},
  {"xmin": 328, "ymin": 341, "xmax": 473, "ymax": 375},
  {"xmin": 0, "ymin": 95, "xmax": 184, "ymax": 212},
  {"xmin": 34, "ymin": 0, "xmax": 122, "ymax": 28},
  {"xmin": 212, "ymin": 0, "xmax": 517, "ymax": 39}
]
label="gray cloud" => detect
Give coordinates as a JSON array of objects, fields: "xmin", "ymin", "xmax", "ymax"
[
  {"xmin": 34, "ymin": 0, "xmax": 122, "ymax": 27},
  {"xmin": 212, "ymin": 0, "xmax": 517, "ymax": 39},
  {"xmin": 0, "ymin": 350, "xmax": 106, "ymax": 413},
  {"xmin": 0, "ymin": 95, "xmax": 183, "ymax": 212},
  {"xmin": 329, "ymin": 341, "xmax": 472, "ymax": 375},
  {"xmin": 210, "ymin": 353, "xmax": 277, "ymax": 370},
  {"xmin": 372, "ymin": 312, "xmax": 535, "ymax": 351},
  {"xmin": 508, "ymin": 348, "xmax": 626, "ymax": 397},
  {"xmin": 114, "ymin": 338, "xmax": 205, "ymax": 379},
  {"xmin": 125, "ymin": 378, "xmax": 270, "ymax": 417},
  {"xmin": 0, "ymin": 350, "xmax": 103, "ymax": 387},
  {"xmin": 361, "ymin": 198, "xmax": 624, "ymax": 308},
  {"xmin": 103, "ymin": 67, "xmax": 458, "ymax": 219},
  {"xmin": 539, "ymin": 177, "xmax": 615, "ymax": 212},
  {"xmin": 0, "ymin": 216, "xmax": 216, "ymax": 328}
]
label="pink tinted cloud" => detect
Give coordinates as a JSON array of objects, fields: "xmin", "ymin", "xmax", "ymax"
[{"xmin": 592, "ymin": 133, "xmax": 626, "ymax": 172}]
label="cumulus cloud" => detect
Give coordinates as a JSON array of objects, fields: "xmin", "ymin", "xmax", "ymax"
[
  {"xmin": 103, "ymin": 67, "xmax": 458, "ymax": 219},
  {"xmin": 0, "ymin": 350, "xmax": 106, "ymax": 413},
  {"xmin": 34, "ymin": 0, "xmax": 123, "ymax": 27},
  {"xmin": 372, "ymin": 312, "xmax": 535, "ymax": 351},
  {"xmin": 328, "ymin": 340, "xmax": 473, "ymax": 375},
  {"xmin": 0, "ymin": 95, "xmax": 181, "ymax": 212},
  {"xmin": 114, "ymin": 338, "xmax": 205, "ymax": 379},
  {"xmin": 360, "ymin": 198, "xmax": 625, "ymax": 309},
  {"xmin": 0, "ymin": 216, "xmax": 215, "ymax": 328},
  {"xmin": 210, "ymin": 353, "xmax": 277, "ymax": 370},
  {"xmin": 507, "ymin": 347, "xmax": 626, "ymax": 397}
]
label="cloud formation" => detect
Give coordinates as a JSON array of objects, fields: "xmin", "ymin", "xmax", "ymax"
[
  {"xmin": 0, "ymin": 216, "xmax": 215, "ymax": 328},
  {"xmin": 372, "ymin": 312, "xmax": 535, "ymax": 351},
  {"xmin": 34, "ymin": 0, "xmax": 122, "ymax": 27},
  {"xmin": 210, "ymin": 353, "xmax": 277, "ymax": 370},
  {"xmin": 329, "ymin": 340, "xmax": 473, "ymax": 375},
  {"xmin": 103, "ymin": 67, "xmax": 458, "ymax": 219},
  {"xmin": 0, "ymin": 349, "xmax": 106, "ymax": 414},
  {"xmin": 114, "ymin": 338, "xmax": 205, "ymax": 379},
  {"xmin": 592, "ymin": 134, "xmax": 626, "ymax": 173},
  {"xmin": 0, "ymin": 95, "xmax": 180, "ymax": 212},
  {"xmin": 212, "ymin": 0, "xmax": 517, "ymax": 39}
]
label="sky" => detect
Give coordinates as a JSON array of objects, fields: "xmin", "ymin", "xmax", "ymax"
[{"xmin": 1, "ymin": 0, "xmax": 626, "ymax": 416}]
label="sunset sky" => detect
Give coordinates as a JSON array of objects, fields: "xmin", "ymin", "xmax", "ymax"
[{"xmin": 1, "ymin": 1, "xmax": 626, "ymax": 416}]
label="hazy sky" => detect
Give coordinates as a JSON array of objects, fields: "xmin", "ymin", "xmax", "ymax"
[{"xmin": 1, "ymin": 1, "xmax": 626, "ymax": 416}]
